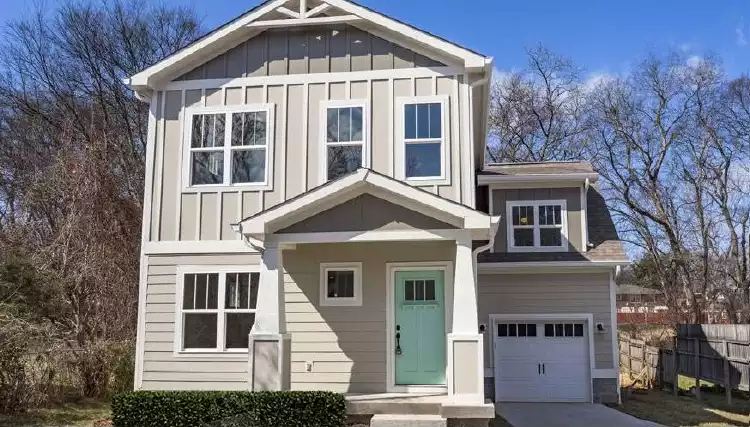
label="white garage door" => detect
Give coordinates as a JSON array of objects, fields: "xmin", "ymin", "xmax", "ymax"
[{"xmin": 494, "ymin": 320, "xmax": 591, "ymax": 402}]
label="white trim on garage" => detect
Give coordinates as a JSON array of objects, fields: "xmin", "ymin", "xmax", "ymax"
[{"xmin": 489, "ymin": 313, "xmax": 595, "ymax": 403}]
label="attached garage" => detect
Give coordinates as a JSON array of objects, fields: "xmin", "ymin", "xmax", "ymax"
[{"xmin": 491, "ymin": 316, "xmax": 593, "ymax": 402}]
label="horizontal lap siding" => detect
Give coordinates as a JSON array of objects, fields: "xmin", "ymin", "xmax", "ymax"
[
  {"xmin": 284, "ymin": 241, "xmax": 454, "ymax": 393},
  {"xmin": 478, "ymin": 272, "xmax": 614, "ymax": 370},
  {"xmin": 140, "ymin": 253, "xmax": 260, "ymax": 391}
]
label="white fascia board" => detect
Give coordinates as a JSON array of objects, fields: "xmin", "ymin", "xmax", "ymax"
[
  {"xmin": 323, "ymin": 0, "xmax": 488, "ymax": 69},
  {"xmin": 127, "ymin": 0, "xmax": 287, "ymax": 88},
  {"xmin": 477, "ymin": 173, "xmax": 599, "ymax": 186},
  {"xmin": 479, "ymin": 260, "xmax": 630, "ymax": 271}
]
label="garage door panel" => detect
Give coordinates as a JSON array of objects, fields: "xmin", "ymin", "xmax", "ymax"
[{"xmin": 493, "ymin": 320, "xmax": 590, "ymax": 403}]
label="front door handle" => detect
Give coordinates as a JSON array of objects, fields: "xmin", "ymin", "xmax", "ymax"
[
  {"xmin": 395, "ymin": 325, "xmax": 402, "ymax": 355},
  {"xmin": 542, "ymin": 363, "xmax": 545, "ymax": 375},
  {"xmin": 538, "ymin": 363, "xmax": 541, "ymax": 375}
]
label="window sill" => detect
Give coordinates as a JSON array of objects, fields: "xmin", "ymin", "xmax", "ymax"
[
  {"xmin": 404, "ymin": 177, "xmax": 450, "ymax": 187},
  {"xmin": 174, "ymin": 350, "xmax": 249, "ymax": 359},
  {"xmin": 320, "ymin": 299, "xmax": 363, "ymax": 307},
  {"xmin": 182, "ymin": 182, "xmax": 273, "ymax": 193}
]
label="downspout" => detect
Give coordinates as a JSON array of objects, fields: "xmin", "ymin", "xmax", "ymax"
[
  {"xmin": 472, "ymin": 216, "xmax": 501, "ymax": 284},
  {"xmin": 230, "ymin": 223, "xmax": 266, "ymax": 252},
  {"xmin": 583, "ymin": 177, "xmax": 591, "ymax": 250}
]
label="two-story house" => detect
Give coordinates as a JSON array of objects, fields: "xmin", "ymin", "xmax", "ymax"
[{"xmin": 125, "ymin": 0, "xmax": 627, "ymax": 422}]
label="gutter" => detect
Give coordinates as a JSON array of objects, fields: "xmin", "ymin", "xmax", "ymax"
[
  {"xmin": 477, "ymin": 172, "xmax": 599, "ymax": 185},
  {"xmin": 472, "ymin": 215, "xmax": 501, "ymax": 284}
]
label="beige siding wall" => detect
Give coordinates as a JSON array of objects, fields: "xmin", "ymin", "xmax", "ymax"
[
  {"xmin": 147, "ymin": 76, "xmax": 469, "ymax": 242},
  {"xmin": 284, "ymin": 241, "xmax": 455, "ymax": 393},
  {"xmin": 477, "ymin": 272, "xmax": 614, "ymax": 370},
  {"xmin": 140, "ymin": 253, "xmax": 261, "ymax": 391},
  {"xmin": 490, "ymin": 187, "xmax": 584, "ymax": 252},
  {"xmin": 176, "ymin": 26, "xmax": 444, "ymax": 80}
]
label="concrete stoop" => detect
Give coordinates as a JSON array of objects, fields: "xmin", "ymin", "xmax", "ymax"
[{"xmin": 370, "ymin": 414, "xmax": 447, "ymax": 427}]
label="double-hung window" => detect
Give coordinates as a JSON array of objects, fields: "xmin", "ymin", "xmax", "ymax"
[
  {"xmin": 399, "ymin": 96, "xmax": 449, "ymax": 183},
  {"xmin": 506, "ymin": 200, "xmax": 568, "ymax": 251},
  {"xmin": 322, "ymin": 101, "xmax": 366, "ymax": 182},
  {"xmin": 177, "ymin": 268, "xmax": 259, "ymax": 353},
  {"xmin": 186, "ymin": 105, "xmax": 274, "ymax": 188}
]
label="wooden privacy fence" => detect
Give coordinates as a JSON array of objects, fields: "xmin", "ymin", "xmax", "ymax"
[{"xmin": 619, "ymin": 324, "xmax": 749, "ymax": 404}]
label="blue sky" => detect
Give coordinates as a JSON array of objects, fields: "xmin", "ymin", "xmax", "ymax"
[{"xmin": 2, "ymin": 0, "xmax": 750, "ymax": 77}]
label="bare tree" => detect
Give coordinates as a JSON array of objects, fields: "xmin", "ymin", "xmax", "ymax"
[
  {"xmin": 589, "ymin": 52, "xmax": 750, "ymax": 323},
  {"xmin": 0, "ymin": 0, "xmax": 201, "ymax": 397},
  {"xmin": 487, "ymin": 46, "xmax": 591, "ymax": 162}
]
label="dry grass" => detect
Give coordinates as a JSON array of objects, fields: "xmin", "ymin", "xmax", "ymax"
[
  {"xmin": 616, "ymin": 374, "xmax": 750, "ymax": 427},
  {"xmin": 0, "ymin": 399, "xmax": 110, "ymax": 427}
]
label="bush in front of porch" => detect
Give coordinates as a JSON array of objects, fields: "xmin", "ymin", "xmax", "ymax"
[{"xmin": 111, "ymin": 390, "xmax": 347, "ymax": 427}]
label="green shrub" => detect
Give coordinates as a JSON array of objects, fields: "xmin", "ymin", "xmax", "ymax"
[{"xmin": 111, "ymin": 390, "xmax": 347, "ymax": 427}]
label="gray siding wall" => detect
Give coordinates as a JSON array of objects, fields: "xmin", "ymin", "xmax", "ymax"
[
  {"xmin": 176, "ymin": 26, "xmax": 444, "ymax": 80},
  {"xmin": 490, "ymin": 187, "xmax": 584, "ymax": 252},
  {"xmin": 284, "ymin": 241, "xmax": 455, "ymax": 393},
  {"xmin": 141, "ymin": 253, "xmax": 261, "ymax": 390},
  {"xmin": 477, "ymin": 272, "xmax": 614, "ymax": 370},
  {"xmin": 145, "ymin": 25, "xmax": 471, "ymax": 243}
]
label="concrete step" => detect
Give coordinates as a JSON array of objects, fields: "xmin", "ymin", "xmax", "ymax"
[
  {"xmin": 370, "ymin": 414, "xmax": 447, "ymax": 427},
  {"xmin": 347, "ymin": 400, "xmax": 442, "ymax": 415}
]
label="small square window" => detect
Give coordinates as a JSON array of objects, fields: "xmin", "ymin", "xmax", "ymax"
[
  {"xmin": 320, "ymin": 263, "xmax": 362, "ymax": 306},
  {"xmin": 564, "ymin": 323, "xmax": 574, "ymax": 337},
  {"xmin": 518, "ymin": 323, "xmax": 527, "ymax": 337},
  {"xmin": 527, "ymin": 324, "xmax": 537, "ymax": 337},
  {"xmin": 508, "ymin": 324, "xmax": 517, "ymax": 337},
  {"xmin": 574, "ymin": 324, "xmax": 584, "ymax": 337},
  {"xmin": 555, "ymin": 324, "xmax": 564, "ymax": 337},
  {"xmin": 498, "ymin": 324, "xmax": 508, "ymax": 337},
  {"xmin": 544, "ymin": 324, "xmax": 554, "ymax": 337}
]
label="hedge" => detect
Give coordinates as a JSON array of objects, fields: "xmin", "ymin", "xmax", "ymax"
[{"xmin": 111, "ymin": 390, "xmax": 347, "ymax": 427}]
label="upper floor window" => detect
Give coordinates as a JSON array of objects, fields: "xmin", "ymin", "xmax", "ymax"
[
  {"xmin": 506, "ymin": 200, "xmax": 568, "ymax": 252},
  {"xmin": 185, "ymin": 104, "xmax": 274, "ymax": 189},
  {"xmin": 397, "ymin": 96, "xmax": 449, "ymax": 184},
  {"xmin": 178, "ymin": 269, "xmax": 259, "ymax": 353},
  {"xmin": 322, "ymin": 101, "xmax": 367, "ymax": 182}
]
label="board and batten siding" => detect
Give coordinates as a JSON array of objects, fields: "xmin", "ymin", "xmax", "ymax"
[
  {"xmin": 175, "ymin": 26, "xmax": 445, "ymax": 81},
  {"xmin": 477, "ymin": 272, "xmax": 614, "ymax": 370},
  {"xmin": 490, "ymin": 187, "xmax": 584, "ymax": 253},
  {"xmin": 140, "ymin": 253, "xmax": 261, "ymax": 391},
  {"xmin": 283, "ymin": 241, "xmax": 455, "ymax": 393},
  {"xmin": 145, "ymin": 30, "xmax": 472, "ymax": 243}
]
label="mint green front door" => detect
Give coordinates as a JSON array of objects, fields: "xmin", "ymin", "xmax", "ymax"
[{"xmin": 394, "ymin": 270, "xmax": 446, "ymax": 385}]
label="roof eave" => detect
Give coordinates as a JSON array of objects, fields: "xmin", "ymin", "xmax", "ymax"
[{"xmin": 477, "ymin": 172, "xmax": 599, "ymax": 186}]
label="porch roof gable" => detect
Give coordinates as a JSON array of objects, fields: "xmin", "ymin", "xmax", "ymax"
[{"xmin": 234, "ymin": 168, "xmax": 496, "ymax": 236}]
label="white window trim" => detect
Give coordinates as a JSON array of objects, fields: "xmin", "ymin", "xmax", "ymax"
[
  {"xmin": 174, "ymin": 264, "xmax": 261, "ymax": 357},
  {"xmin": 396, "ymin": 95, "xmax": 450, "ymax": 186},
  {"xmin": 506, "ymin": 199, "xmax": 569, "ymax": 252},
  {"xmin": 319, "ymin": 262, "xmax": 363, "ymax": 307},
  {"xmin": 181, "ymin": 103, "xmax": 275, "ymax": 192},
  {"xmin": 318, "ymin": 99, "xmax": 369, "ymax": 185}
]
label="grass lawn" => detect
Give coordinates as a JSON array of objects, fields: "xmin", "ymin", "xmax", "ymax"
[
  {"xmin": 0, "ymin": 399, "xmax": 110, "ymax": 427},
  {"xmin": 616, "ymin": 374, "xmax": 750, "ymax": 427}
]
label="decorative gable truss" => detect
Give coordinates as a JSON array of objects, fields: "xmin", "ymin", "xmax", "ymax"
[{"xmin": 125, "ymin": 0, "xmax": 492, "ymax": 96}]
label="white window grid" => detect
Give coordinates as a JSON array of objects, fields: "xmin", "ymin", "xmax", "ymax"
[
  {"xmin": 506, "ymin": 200, "xmax": 568, "ymax": 252},
  {"xmin": 319, "ymin": 100, "xmax": 368, "ymax": 184},
  {"xmin": 319, "ymin": 262, "xmax": 363, "ymax": 307},
  {"xmin": 396, "ymin": 95, "xmax": 450, "ymax": 185},
  {"xmin": 182, "ymin": 104, "xmax": 275, "ymax": 191},
  {"xmin": 175, "ymin": 266, "xmax": 260, "ymax": 355}
]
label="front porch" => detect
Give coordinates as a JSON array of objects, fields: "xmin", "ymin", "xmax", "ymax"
[{"xmin": 232, "ymin": 169, "xmax": 499, "ymax": 412}]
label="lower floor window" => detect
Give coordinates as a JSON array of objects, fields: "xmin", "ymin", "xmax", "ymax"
[{"xmin": 180, "ymin": 271, "xmax": 259, "ymax": 351}]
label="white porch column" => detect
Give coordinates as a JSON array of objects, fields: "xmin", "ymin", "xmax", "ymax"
[
  {"xmin": 248, "ymin": 243, "xmax": 291, "ymax": 391},
  {"xmin": 447, "ymin": 235, "xmax": 485, "ymax": 403}
]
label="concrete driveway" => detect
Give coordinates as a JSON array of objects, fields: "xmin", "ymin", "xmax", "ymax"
[{"xmin": 495, "ymin": 403, "xmax": 665, "ymax": 427}]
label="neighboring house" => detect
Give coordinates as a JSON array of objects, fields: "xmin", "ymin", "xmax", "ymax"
[
  {"xmin": 125, "ymin": 0, "xmax": 628, "ymax": 420},
  {"xmin": 616, "ymin": 284, "xmax": 666, "ymax": 314}
]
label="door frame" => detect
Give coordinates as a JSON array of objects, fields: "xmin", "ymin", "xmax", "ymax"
[
  {"xmin": 489, "ymin": 313, "xmax": 595, "ymax": 403},
  {"xmin": 386, "ymin": 261, "xmax": 453, "ymax": 393}
]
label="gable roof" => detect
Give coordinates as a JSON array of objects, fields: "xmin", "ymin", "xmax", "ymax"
[
  {"xmin": 125, "ymin": 0, "xmax": 491, "ymax": 92},
  {"xmin": 234, "ymin": 168, "xmax": 498, "ymax": 236}
]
